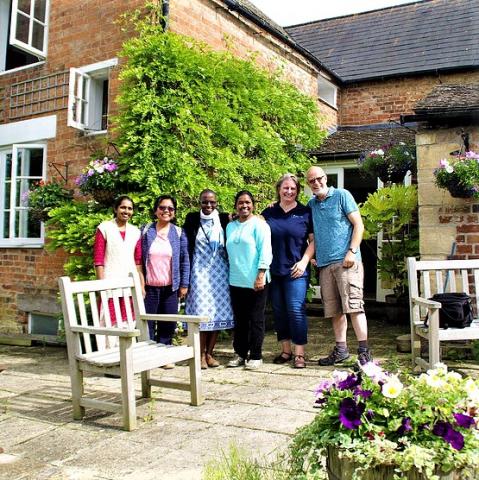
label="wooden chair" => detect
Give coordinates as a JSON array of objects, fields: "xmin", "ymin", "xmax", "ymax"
[
  {"xmin": 407, "ymin": 257, "xmax": 479, "ymax": 370},
  {"xmin": 58, "ymin": 272, "xmax": 206, "ymax": 430}
]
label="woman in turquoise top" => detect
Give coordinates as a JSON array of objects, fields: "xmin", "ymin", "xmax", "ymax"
[{"xmin": 226, "ymin": 190, "xmax": 272, "ymax": 370}]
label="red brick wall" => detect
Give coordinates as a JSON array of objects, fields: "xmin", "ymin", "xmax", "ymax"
[
  {"xmin": 0, "ymin": 0, "xmax": 329, "ymax": 333},
  {"xmin": 339, "ymin": 70, "xmax": 479, "ymax": 126}
]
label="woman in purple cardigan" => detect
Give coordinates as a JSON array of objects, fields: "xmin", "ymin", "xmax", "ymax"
[{"xmin": 141, "ymin": 195, "xmax": 190, "ymax": 355}]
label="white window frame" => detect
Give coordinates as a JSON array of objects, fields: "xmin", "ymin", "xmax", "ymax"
[
  {"xmin": 318, "ymin": 75, "xmax": 338, "ymax": 109},
  {"xmin": 9, "ymin": 0, "xmax": 50, "ymax": 59},
  {"xmin": 0, "ymin": 143, "xmax": 46, "ymax": 248},
  {"xmin": 68, "ymin": 58, "xmax": 118, "ymax": 133}
]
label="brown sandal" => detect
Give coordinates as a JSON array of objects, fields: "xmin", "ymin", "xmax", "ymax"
[
  {"xmin": 294, "ymin": 355, "xmax": 306, "ymax": 369},
  {"xmin": 273, "ymin": 352, "xmax": 293, "ymax": 364}
]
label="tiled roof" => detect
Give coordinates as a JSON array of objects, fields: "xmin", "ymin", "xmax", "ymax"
[
  {"xmin": 414, "ymin": 84, "xmax": 479, "ymax": 113},
  {"xmin": 285, "ymin": 0, "xmax": 479, "ymax": 83},
  {"xmin": 313, "ymin": 127, "xmax": 416, "ymax": 156}
]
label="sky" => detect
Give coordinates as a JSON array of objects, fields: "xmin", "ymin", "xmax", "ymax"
[{"xmin": 248, "ymin": 0, "xmax": 424, "ymax": 26}]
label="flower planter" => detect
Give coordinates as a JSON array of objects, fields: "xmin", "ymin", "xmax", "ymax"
[
  {"xmin": 92, "ymin": 189, "xmax": 116, "ymax": 206},
  {"xmin": 446, "ymin": 179, "xmax": 475, "ymax": 199},
  {"xmin": 30, "ymin": 208, "xmax": 50, "ymax": 223},
  {"xmin": 377, "ymin": 166, "xmax": 408, "ymax": 185},
  {"xmin": 326, "ymin": 447, "xmax": 458, "ymax": 480}
]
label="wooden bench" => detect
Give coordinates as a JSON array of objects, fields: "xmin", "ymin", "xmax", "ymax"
[
  {"xmin": 58, "ymin": 272, "xmax": 206, "ymax": 431},
  {"xmin": 407, "ymin": 257, "xmax": 479, "ymax": 370}
]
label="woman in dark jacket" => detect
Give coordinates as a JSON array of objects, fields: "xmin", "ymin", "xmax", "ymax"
[{"xmin": 184, "ymin": 189, "xmax": 233, "ymax": 369}]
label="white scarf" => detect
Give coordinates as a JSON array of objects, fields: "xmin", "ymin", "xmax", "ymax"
[{"xmin": 199, "ymin": 209, "xmax": 224, "ymax": 254}]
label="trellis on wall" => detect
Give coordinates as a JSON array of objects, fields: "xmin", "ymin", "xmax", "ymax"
[{"xmin": 9, "ymin": 71, "xmax": 69, "ymax": 120}]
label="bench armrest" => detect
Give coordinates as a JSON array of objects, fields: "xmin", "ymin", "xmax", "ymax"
[
  {"xmin": 411, "ymin": 296, "xmax": 441, "ymax": 309},
  {"xmin": 138, "ymin": 314, "xmax": 207, "ymax": 324},
  {"xmin": 69, "ymin": 326, "xmax": 140, "ymax": 337}
]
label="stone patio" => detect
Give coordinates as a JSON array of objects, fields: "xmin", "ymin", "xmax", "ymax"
[{"xmin": 1, "ymin": 314, "xmax": 477, "ymax": 480}]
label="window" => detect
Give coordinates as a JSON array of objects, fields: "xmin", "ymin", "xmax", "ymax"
[
  {"xmin": 0, "ymin": 143, "xmax": 46, "ymax": 247},
  {"xmin": 0, "ymin": 0, "xmax": 50, "ymax": 73},
  {"xmin": 318, "ymin": 75, "xmax": 337, "ymax": 108},
  {"xmin": 68, "ymin": 58, "xmax": 118, "ymax": 133}
]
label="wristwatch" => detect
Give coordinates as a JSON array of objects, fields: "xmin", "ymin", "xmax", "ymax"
[{"xmin": 349, "ymin": 247, "xmax": 358, "ymax": 254}]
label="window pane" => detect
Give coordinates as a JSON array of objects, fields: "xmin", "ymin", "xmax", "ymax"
[
  {"xmin": 5, "ymin": 154, "xmax": 12, "ymax": 180},
  {"xmin": 3, "ymin": 214, "xmax": 10, "ymax": 238},
  {"xmin": 34, "ymin": 0, "xmax": 46, "ymax": 22},
  {"xmin": 3, "ymin": 181, "xmax": 11, "ymax": 209},
  {"xmin": 18, "ymin": 0, "xmax": 31, "ymax": 14},
  {"xmin": 16, "ymin": 179, "xmax": 32, "ymax": 207},
  {"xmin": 16, "ymin": 148, "xmax": 43, "ymax": 176},
  {"xmin": 15, "ymin": 13, "xmax": 30, "ymax": 44},
  {"xmin": 16, "ymin": 209, "xmax": 40, "ymax": 238},
  {"xmin": 32, "ymin": 21, "xmax": 44, "ymax": 50}
]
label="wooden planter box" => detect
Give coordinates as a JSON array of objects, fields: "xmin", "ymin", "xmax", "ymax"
[{"xmin": 326, "ymin": 447, "xmax": 458, "ymax": 480}]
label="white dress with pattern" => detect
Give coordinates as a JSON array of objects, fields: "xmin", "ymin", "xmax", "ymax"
[{"xmin": 185, "ymin": 219, "xmax": 234, "ymax": 331}]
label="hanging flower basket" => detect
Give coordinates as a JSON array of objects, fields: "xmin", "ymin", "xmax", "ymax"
[
  {"xmin": 30, "ymin": 208, "xmax": 50, "ymax": 223},
  {"xmin": 434, "ymin": 151, "xmax": 479, "ymax": 199},
  {"xmin": 358, "ymin": 143, "xmax": 416, "ymax": 185},
  {"xmin": 91, "ymin": 189, "xmax": 116, "ymax": 206}
]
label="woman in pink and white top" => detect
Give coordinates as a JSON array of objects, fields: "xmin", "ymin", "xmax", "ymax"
[
  {"xmin": 93, "ymin": 195, "xmax": 143, "ymax": 325},
  {"xmin": 141, "ymin": 195, "xmax": 190, "ymax": 348}
]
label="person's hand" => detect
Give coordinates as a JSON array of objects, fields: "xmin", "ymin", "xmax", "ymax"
[
  {"xmin": 254, "ymin": 273, "xmax": 265, "ymax": 291},
  {"xmin": 178, "ymin": 287, "xmax": 188, "ymax": 299},
  {"xmin": 342, "ymin": 250, "xmax": 356, "ymax": 269},
  {"xmin": 142, "ymin": 287, "xmax": 146, "ymax": 299},
  {"xmin": 291, "ymin": 259, "xmax": 307, "ymax": 278}
]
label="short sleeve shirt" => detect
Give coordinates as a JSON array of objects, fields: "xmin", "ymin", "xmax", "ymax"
[
  {"xmin": 261, "ymin": 203, "xmax": 313, "ymax": 276},
  {"xmin": 308, "ymin": 186, "xmax": 361, "ymax": 267}
]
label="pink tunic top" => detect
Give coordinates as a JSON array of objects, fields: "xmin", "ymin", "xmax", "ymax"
[{"xmin": 145, "ymin": 232, "xmax": 172, "ymax": 287}]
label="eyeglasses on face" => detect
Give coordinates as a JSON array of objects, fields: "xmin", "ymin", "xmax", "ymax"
[
  {"xmin": 201, "ymin": 200, "xmax": 217, "ymax": 205},
  {"xmin": 157, "ymin": 206, "xmax": 175, "ymax": 212},
  {"xmin": 308, "ymin": 175, "xmax": 325, "ymax": 185}
]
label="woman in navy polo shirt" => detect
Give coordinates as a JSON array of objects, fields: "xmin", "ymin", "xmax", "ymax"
[{"xmin": 262, "ymin": 174, "xmax": 315, "ymax": 368}]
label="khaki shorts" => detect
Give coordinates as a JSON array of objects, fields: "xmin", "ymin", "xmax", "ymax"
[{"xmin": 319, "ymin": 261, "xmax": 365, "ymax": 318}]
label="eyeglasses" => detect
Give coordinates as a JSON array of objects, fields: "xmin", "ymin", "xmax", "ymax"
[
  {"xmin": 157, "ymin": 206, "xmax": 175, "ymax": 212},
  {"xmin": 307, "ymin": 175, "xmax": 325, "ymax": 185},
  {"xmin": 201, "ymin": 200, "xmax": 217, "ymax": 206}
]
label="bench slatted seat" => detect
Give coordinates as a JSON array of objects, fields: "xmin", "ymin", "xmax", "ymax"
[
  {"xmin": 407, "ymin": 257, "xmax": 479, "ymax": 370},
  {"xmin": 59, "ymin": 272, "xmax": 206, "ymax": 431}
]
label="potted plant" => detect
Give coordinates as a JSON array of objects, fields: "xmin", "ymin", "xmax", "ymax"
[
  {"xmin": 23, "ymin": 180, "xmax": 73, "ymax": 222},
  {"xmin": 434, "ymin": 151, "xmax": 479, "ymax": 199},
  {"xmin": 359, "ymin": 185, "xmax": 419, "ymax": 322},
  {"xmin": 289, "ymin": 362, "xmax": 479, "ymax": 479},
  {"xmin": 358, "ymin": 142, "xmax": 416, "ymax": 184},
  {"xmin": 75, "ymin": 156, "xmax": 120, "ymax": 206}
]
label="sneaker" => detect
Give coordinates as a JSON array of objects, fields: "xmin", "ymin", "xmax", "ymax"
[
  {"xmin": 357, "ymin": 348, "xmax": 373, "ymax": 366},
  {"xmin": 227, "ymin": 356, "xmax": 245, "ymax": 368},
  {"xmin": 318, "ymin": 347, "xmax": 350, "ymax": 366},
  {"xmin": 244, "ymin": 359, "xmax": 263, "ymax": 370}
]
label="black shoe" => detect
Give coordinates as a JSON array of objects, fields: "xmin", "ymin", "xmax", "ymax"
[
  {"xmin": 318, "ymin": 347, "xmax": 350, "ymax": 366},
  {"xmin": 357, "ymin": 348, "xmax": 373, "ymax": 366},
  {"xmin": 273, "ymin": 352, "xmax": 293, "ymax": 364}
]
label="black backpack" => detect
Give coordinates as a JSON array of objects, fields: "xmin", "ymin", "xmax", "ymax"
[{"xmin": 427, "ymin": 293, "xmax": 474, "ymax": 329}]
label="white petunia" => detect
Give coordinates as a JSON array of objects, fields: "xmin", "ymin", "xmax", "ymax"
[
  {"xmin": 425, "ymin": 373, "xmax": 446, "ymax": 389},
  {"xmin": 382, "ymin": 376, "xmax": 403, "ymax": 398}
]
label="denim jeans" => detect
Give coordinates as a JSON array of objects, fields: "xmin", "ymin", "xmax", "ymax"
[
  {"xmin": 270, "ymin": 273, "xmax": 308, "ymax": 345},
  {"xmin": 144, "ymin": 285, "xmax": 178, "ymax": 345}
]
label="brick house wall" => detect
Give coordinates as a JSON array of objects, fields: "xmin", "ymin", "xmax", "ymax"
[
  {"xmin": 338, "ymin": 70, "xmax": 479, "ymax": 126},
  {"xmin": 0, "ymin": 0, "xmax": 333, "ymax": 333}
]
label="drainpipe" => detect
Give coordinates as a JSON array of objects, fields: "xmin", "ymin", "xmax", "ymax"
[{"xmin": 161, "ymin": 0, "xmax": 170, "ymax": 31}]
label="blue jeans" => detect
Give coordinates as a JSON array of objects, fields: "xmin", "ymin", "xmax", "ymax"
[
  {"xmin": 270, "ymin": 273, "xmax": 308, "ymax": 345},
  {"xmin": 144, "ymin": 285, "xmax": 178, "ymax": 345}
]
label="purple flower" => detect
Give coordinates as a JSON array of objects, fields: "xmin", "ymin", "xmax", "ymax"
[
  {"xmin": 104, "ymin": 162, "xmax": 118, "ymax": 172},
  {"xmin": 314, "ymin": 380, "xmax": 333, "ymax": 396},
  {"xmin": 433, "ymin": 421, "xmax": 465, "ymax": 450},
  {"xmin": 339, "ymin": 397, "xmax": 365, "ymax": 430},
  {"xmin": 354, "ymin": 388, "xmax": 373, "ymax": 399},
  {"xmin": 338, "ymin": 374, "xmax": 361, "ymax": 391},
  {"xmin": 87, "ymin": 169, "xmax": 94, "ymax": 177},
  {"xmin": 454, "ymin": 413, "xmax": 475, "ymax": 429},
  {"xmin": 366, "ymin": 409, "xmax": 374, "ymax": 420},
  {"xmin": 397, "ymin": 417, "xmax": 412, "ymax": 436}
]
